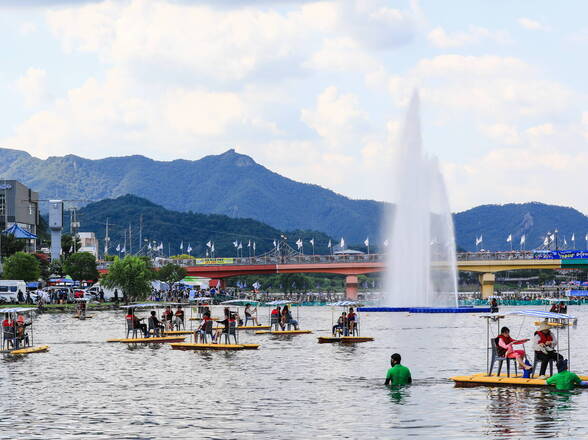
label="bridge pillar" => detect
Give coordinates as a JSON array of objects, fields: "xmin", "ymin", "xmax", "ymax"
[
  {"xmin": 479, "ymin": 273, "xmax": 495, "ymax": 299},
  {"xmin": 345, "ymin": 275, "xmax": 359, "ymax": 300}
]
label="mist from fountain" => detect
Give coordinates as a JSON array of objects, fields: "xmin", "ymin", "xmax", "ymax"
[{"xmin": 383, "ymin": 92, "xmax": 458, "ymax": 308}]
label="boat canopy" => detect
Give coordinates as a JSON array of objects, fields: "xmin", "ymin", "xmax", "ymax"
[
  {"xmin": 0, "ymin": 307, "xmax": 37, "ymax": 314},
  {"xmin": 221, "ymin": 299, "xmax": 261, "ymax": 305},
  {"xmin": 191, "ymin": 297, "xmax": 212, "ymax": 303},
  {"xmin": 120, "ymin": 303, "xmax": 166, "ymax": 309},
  {"xmin": 480, "ymin": 309, "xmax": 576, "ymax": 321},
  {"xmin": 327, "ymin": 300, "xmax": 362, "ymax": 306}
]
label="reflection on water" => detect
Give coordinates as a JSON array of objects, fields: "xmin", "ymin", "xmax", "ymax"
[{"xmin": 2, "ymin": 306, "xmax": 588, "ymax": 439}]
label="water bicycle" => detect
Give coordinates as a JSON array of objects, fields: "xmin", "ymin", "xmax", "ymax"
[
  {"xmin": 1, "ymin": 307, "xmax": 49, "ymax": 355},
  {"xmin": 170, "ymin": 343, "xmax": 259, "ymax": 351},
  {"xmin": 221, "ymin": 299, "xmax": 270, "ymax": 330},
  {"xmin": 255, "ymin": 300, "xmax": 312, "ymax": 335},
  {"xmin": 450, "ymin": 310, "xmax": 586, "ymax": 387},
  {"xmin": 72, "ymin": 298, "xmax": 94, "ymax": 319},
  {"xmin": 106, "ymin": 303, "xmax": 186, "ymax": 343},
  {"xmin": 317, "ymin": 301, "xmax": 374, "ymax": 344}
]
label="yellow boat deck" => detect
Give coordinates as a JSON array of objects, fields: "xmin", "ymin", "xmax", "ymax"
[
  {"xmin": 255, "ymin": 329, "xmax": 313, "ymax": 335},
  {"xmin": 7, "ymin": 345, "xmax": 49, "ymax": 355},
  {"xmin": 238, "ymin": 325, "xmax": 270, "ymax": 330},
  {"xmin": 451, "ymin": 372, "xmax": 588, "ymax": 387},
  {"xmin": 106, "ymin": 336, "xmax": 186, "ymax": 343},
  {"xmin": 161, "ymin": 330, "xmax": 194, "ymax": 335},
  {"xmin": 317, "ymin": 336, "xmax": 374, "ymax": 343},
  {"xmin": 171, "ymin": 343, "xmax": 260, "ymax": 351}
]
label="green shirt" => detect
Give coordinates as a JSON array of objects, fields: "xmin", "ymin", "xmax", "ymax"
[
  {"xmin": 546, "ymin": 370, "xmax": 582, "ymax": 391},
  {"xmin": 386, "ymin": 364, "xmax": 412, "ymax": 386}
]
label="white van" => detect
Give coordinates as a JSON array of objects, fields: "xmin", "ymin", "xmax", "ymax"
[
  {"xmin": 0, "ymin": 280, "xmax": 27, "ymax": 303},
  {"xmin": 86, "ymin": 283, "xmax": 120, "ymax": 301}
]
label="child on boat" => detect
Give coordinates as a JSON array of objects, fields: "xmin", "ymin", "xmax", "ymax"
[{"xmin": 497, "ymin": 327, "xmax": 532, "ymax": 371}]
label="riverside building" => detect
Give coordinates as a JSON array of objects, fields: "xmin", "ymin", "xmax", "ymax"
[{"xmin": 0, "ymin": 180, "xmax": 40, "ymax": 251}]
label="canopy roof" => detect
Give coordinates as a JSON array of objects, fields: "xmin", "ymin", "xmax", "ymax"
[
  {"xmin": 327, "ymin": 301, "xmax": 362, "ymax": 306},
  {"xmin": 0, "ymin": 307, "xmax": 37, "ymax": 314},
  {"xmin": 2, "ymin": 224, "xmax": 37, "ymax": 239},
  {"xmin": 221, "ymin": 299, "xmax": 261, "ymax": 305},
  {"xmin": 480, "ymin": 309, "xmax": 576, "ymax": 321},
  {"xmin": 265, "ymin": 300, "xmax": 298, "ymax": 306}
]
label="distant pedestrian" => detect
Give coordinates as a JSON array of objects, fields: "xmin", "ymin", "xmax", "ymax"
[
  {"xmin": 385, "ymin": 353, "xmax": 412, "ymax": 386},
  {"xmin": 114, "ymin": 289, "xmax": 119, "ymax": 303}
]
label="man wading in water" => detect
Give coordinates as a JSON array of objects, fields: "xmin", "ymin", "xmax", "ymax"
[{"xmin": 385, "ymin": 353, "xmax": 412, "ymax": 386}]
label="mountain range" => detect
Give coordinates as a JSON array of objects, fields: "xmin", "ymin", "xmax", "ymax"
[
  {"xmin": 1, "ymin": 147, "xmax": 588, "ymax": 253},
  {"xmin": 0, "ymin": 147, "xmax": 382, "ymax": 243}
]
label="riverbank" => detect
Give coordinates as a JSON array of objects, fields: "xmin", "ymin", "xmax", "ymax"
[{"xmin": 0, "ymin": 303, "xmax": 121, "ymax": 313}]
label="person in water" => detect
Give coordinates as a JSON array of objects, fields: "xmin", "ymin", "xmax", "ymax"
[
  {"xmin": 534, "ymin": 322, "xmax": 563, "ymax": 376},
  {"xmin": 496, "ymin": 327, "xmax": 532, "ymax": 371},
  {"xmin": 385, "ymin": 353, "xmax": 412, "ymax": 386},
  {"xmin": 546, "ymin": 359, "xmax": 587, "ymax": 391}
]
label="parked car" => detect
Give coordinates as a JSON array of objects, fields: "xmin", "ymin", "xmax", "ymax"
[{"xmin": 0, "ymin": 280, "xmax": 27, "ymax": 303}]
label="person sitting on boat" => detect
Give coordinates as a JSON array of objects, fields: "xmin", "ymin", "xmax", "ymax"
[
  {"xmin": 244, "ymin": 304, "xmax": 258, "ymax": 326},
  {"xmin": 559, "ymin": 301, "xmax": 568, "ymax": 314},
  {"xmin": 126, "ymin": 309, "xmax": 148, "ymax": 338},
  {"xmin": 332, "ymin": 312, "xmax": 347, "ymax": 336},
  {"xmin": 496, "ymin": 327, "xmax": 532, "ymax": 371},
  {"xmin": 347, "ymin": 307, "xmax": 357, "ymax": 334},
  {"xmin": 77, "ymin": 301, "xmax": 87, "ymax": 318},
  {"xmin": 196, "ymin": 311, "xmax": 214, "ymax": 342},
  {"xmin": 281, "ymin": 306, "xmax": 299, "ymax": 331},
  {"xmin": 174, "ymin": 306, "xmax": 185, "ymax": 330},
  {"xmin": 15, "ymin": 316, "xmax": 30, "ymax": 348},
  {"xmin": 271, "ymin": 306, "xmax": 283, "ymax": 330},
  {"xmin": 534, "ymin": 322, "xmax": 563, "ymax": 376},
  {"xmin": 490, "ymin": 298, "xmax": 499, "ymax": 314},
  {"xmin": 385, "ymin": 353, "xmax": 412, "ymax": 386},
  {"xmin": 214, "ymin": 308, "xmax": 234, "ymax": 342},
  {"xmin": 2, "ymin": 316, "xmax": 15, "ymax": 349},
  {"xmin": 546, "ymin": 359, "xmax": 587, "ymax": 391},
  {"xmin": 163, "ymin": 306, "xmax": 174, "ymax": 330},
  {"xmin": 148, "ymin": 311, "xmax": 164, "ymax": 337},
  {"xmin": 549, "ymin": 302, "xmax": 560, "ymax": 313}
]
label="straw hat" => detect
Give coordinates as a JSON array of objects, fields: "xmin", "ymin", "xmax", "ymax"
[{"xmin": 537, "ymin": 321, "xmax": 551, "ymax": 332}]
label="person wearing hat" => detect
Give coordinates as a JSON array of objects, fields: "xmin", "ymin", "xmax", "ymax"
[
  {"xmin": 546, "ymin": 359, "xmax": 586, "ymax": 391},
  {"xmin": 533, "ymin": 321, "xmax": 563, "ymax": 377}
]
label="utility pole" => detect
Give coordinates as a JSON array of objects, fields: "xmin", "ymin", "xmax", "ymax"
[
  {"xmin": 104, "ymin": 217, "xmax": 109, "ymax": 258},
  {"xmin": 139, "ymin": 214, "xmax": 143, "ymax": 255},
  {"xmin": 129, "ymin": 223, "xmax": 132, "ymax": 255}
]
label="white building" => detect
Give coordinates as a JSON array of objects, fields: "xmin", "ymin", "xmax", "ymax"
[{"xmin": 77, "ymin": 232, "xmax": 99, "ymax": 258}]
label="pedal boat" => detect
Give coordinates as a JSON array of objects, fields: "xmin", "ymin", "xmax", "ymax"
[
  {"xmin": 317, "ymin": 336, "xmax": 374, "ymax": 343},
  {"xmin": 170, "ymin": 342, "xmax": 259, "ymax": 351},
  {"xmin": 1, "ymin": 307, "xmax": 49, "ymax": 355},
  {"xmin": 107, "ymin": 336, "xmax": 186, "ymax": 343}
]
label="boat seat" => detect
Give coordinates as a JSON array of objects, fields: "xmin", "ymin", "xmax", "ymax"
[
  {"xmin": 489, "ymin": 338, "xmax": 517, "ymax": 377},
  {"xmin": 223, "ymin": 321, "xmax": 238, "ymax": 344},
  {"xmin": 126, "ymin": 318, "xmax": 139, "ymax": 339},
  {"xmin": 532, "ymin": 352, "xmax": 554, "ymax": 378}
]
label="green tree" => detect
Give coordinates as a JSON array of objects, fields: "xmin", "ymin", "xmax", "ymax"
[
  {"xmin": 3, "ymin": 252, "xmax": 40, "ymax": 281},
  {"xmin": 48, "ymin": 259, "xmax": 64, "ymax": 278},
  {"xmin": 102, "ymin": 255, "xmax": 153, "ymax": 302},
  {"xmin": 0, "ymin": 234, "xmax": 26, "ymax": 258},
  {"xmin": 61, "ymin": 234, "xmax": 81, "ymax": 259},
  {"xmin": 63, "ymin": 252, "xmax": 99, "ymax": 281},
  {"xmin": 157, "ymin": 263, "xmax": 186, "ymax": 287}
]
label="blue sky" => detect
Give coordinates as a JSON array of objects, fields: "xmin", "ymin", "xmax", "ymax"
[{"xmin": 1, "ymin": 0, "xmax": 587, "ymax": 213}]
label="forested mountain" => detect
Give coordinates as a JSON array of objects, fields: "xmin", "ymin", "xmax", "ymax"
[
  {"xmin": 0, "ymin": 147, "xmax": 383, "ymax": 242},
  {"xmin": 454, "ymin": 202, "xmax": 588, "ymax": 251},
  {"xmin": 72, "ymin": 195, "xmax": 335, "ymax": 257}
]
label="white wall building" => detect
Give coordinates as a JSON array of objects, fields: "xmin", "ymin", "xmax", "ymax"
[{"xmin": 78, "ymin": 232, "xmax": 99, "ymax": 258}]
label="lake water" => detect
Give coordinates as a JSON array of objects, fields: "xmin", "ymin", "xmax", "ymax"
[{"xmin": 2, "ymin": 306, "xmax": 588, "ymax": 439}]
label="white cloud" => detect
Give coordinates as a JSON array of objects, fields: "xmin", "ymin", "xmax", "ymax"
[
  {"xmin": 16, "ymin": 67, "xmax": 48, "ymax": 108},
  {"xmin": 428, "ymin": 25, "xmax": 510, "ymax": 48},
  {"xmin": 518, "ymin": 17, "xmax": 549, "ymax": 31}
]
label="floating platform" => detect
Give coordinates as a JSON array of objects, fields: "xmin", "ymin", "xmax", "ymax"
[
  {"xmin": 106, "ymin": 336, "xmax": 186, "ymax": 343},
  {"xmin": 5, "ymin": 345, "xmax": 50, "ymax": 355},
  {"xmin": 171, "ymin": 342, "xmax": 259, "ymax": 351},
  {"xmin": 358, "ymin": 306, "xmax": 492, "ymax": 313},
  {"xmin": 255, "ymin": 330, "xmax": 313, "ymax": 335},
  {"xmin": 317, "ymin": 336, "xmax": 374, "ymax": 344},
  {"xmin": 161, "ymin": 330, "xmax": 194, "ymax": 335},
  {"xmin": 73, "ymin": 315, "xmax": 95, "ymax": 319},
  {"xmin": 451, "ymin": 372, "xmax": 588, "ymax": 387},
  {"xmin": 238, "ymin": 325, "xmax": 271, "ymax": 330}
]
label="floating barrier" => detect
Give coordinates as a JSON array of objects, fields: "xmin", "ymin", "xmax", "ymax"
[
  {"xmin": 7, "ymin": 345, "xmax": 50, "ymax": 355},
  {"xmin": 255, "ymin": 330, "xmax": 312, "ymax": 335},
  {"xmin": 451, "ymin": 372, "xmax": 588, "ymax": 387},
  {"xmin": 358, "ymin": 306, "xmax": 491, "ymax": 313},
  {"xmin": 170, "ymin": 343, "xmax": 259, "ymax": 351},
  {"xmin": 317, "ymin": 336, "xmax": 374, "ymax": 344},
  {"xmin": 106, "ymin": 336, "xmax": 186, "ymax": 343}
]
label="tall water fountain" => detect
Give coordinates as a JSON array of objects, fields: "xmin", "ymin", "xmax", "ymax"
[{"xmin": 382, "ymin": 92, "xmax": 458, "ymax": 308}]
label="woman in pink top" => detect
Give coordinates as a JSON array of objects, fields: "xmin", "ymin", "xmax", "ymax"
[{"xmin": 497, "ymin": 326, "xmax": 532, "ymax": 370}]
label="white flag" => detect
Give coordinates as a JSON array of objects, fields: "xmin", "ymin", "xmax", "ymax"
[
  {"xmin": 238, "ymin": 242, "xmax": 243, "ymax": 250},
  {"xmin": 273, "ymin": 239, "xmax": 277, "ymax": 248},
  {"xmin": 340, "ymin": 237, "xmax": 345, "ymax": 249},
  {"xmin": 571, "ymin": 233, "xmax": 575, "ymax": 242},
  {"xmin": 247, "ymin": 240, "xmax": 251, "ymax": 248},
  {"xmin": 252, "ymin": 281, "xmax": 261, "ymax": 290},
  {"xmin": 475, "ymin": 235, "xmax": 483, "ymax": 246},
  {"xmin": 586, "ymin": 233, "xmax": 588, "ymax": 242},
  {"xmin": 206, "ymin": 241, "xmax": 212, "ymax": 248},
  {"xmin": 116, "ymin": 244, "xmax": 120, "ymax": 252},
  {"xmin": 327, "ymin": 240, "xmax": 332, "ymax": 248},
  {"xmin": 296, "ymin": 238, "xmax": 303, "ymax": 249},
  {"xmin": 564, "ymin": 238, "xmax": 568, "ymax": 246},
  {"xmin": 383, "ymin": 239, "xmax": 389, "ymax": 247},
  {"xmin": 253, "ymin": 242, "xmax": 256, "ymax": 251},
  {"xmin": 506, "ymin": 234, "xmax": 512, "ymax": 243},
  {"xmin": 187, "ymin": 244, "xmax": 192, "ymax": 253},
  {"xmin": 543, "ymin": 236, "xmax": 549, "ymax": 246},
  {"xmin": 233, "ymin": 240, "xmax": 238, "ymax": 248},
  {"xmin": 364, "ymin": 237, "xmax": 369, "ymax": 247},
  {"xmin": 550, "ymin": 233, "xmax": 556, "ymax": 243},
  {"xmin": 180, "ymin": 241, "xmax": 183, "ymax": 250},
  {"xmin": 206, "ymin": 249, "xmax": 209, "ymax": 257},
  {"xmin": 121, "ymin": 246, "xmax": 126, "ymax": 253},
  {"xmin": 148, "ymin": 242, "xmax": 152, "ymax": 250},
  {"xmin": 211, "ymin": 243, "xmax": 215, "ymax": 253},
  {"xmin": 309, "ymin": 238, "xmax": 314, "ymax": 246},
  {"xmin": 159, "ymin": 242, "xmax": 164, "ymax": 251},
  {"xmin": 520, "ymin": 235, "xmax": 525, "ymax": 245}
]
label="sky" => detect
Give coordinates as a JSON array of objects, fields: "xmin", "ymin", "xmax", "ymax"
[{"xmin": 1, "ymin": 0, "xmax": 587, "ymax": 213}]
